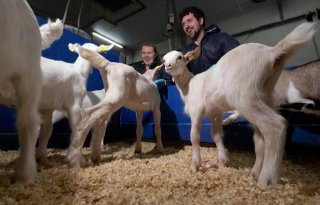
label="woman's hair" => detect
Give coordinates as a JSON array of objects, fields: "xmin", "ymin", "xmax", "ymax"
[{"xmin": 179, "ymin": 6, "xmax": 206, "ymax": 27}]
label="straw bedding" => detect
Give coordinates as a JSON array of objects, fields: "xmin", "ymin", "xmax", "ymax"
[{"xmin": 0, "ymin": 140, "xmax": 319, "ymax": 205}]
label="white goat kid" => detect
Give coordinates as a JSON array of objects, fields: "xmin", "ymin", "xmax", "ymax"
[
  {"xmin": 162, "ymin": 23, "xmax": 316, "ymax": 187},
  {"xmin": 0, "ymin": 0, "xmax": 42, "ymax": 183},
  {"xmin": 35, "ymin": 43, "xmax": 112, "ymax": 163},
  {"xmin": 53, "ymin": 65, "xmax": 164, "ymax": 161},
  {"xmin": 223, "ymin": 59, "xmax": 320, "ymax": 125},
  {"xmin": 66, "ymin": 46, "xmax": 163, "ymax": 167}
]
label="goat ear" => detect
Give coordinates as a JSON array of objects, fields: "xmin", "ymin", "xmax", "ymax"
[
  {"xmin": 183, "ymin": 47, "xmax": 201, "ymax": 64},
  {"xmin": 182, "ymin": 55, "xmax": 192, "ymax": 64},
  {"xmin": 98, "ymin": 44, "xmax": 114, "ymax": 53},
  {"xmin": 79, "ymin": 47, "xmax": 109, "ymax": 68},
  {"xmin": 68, "ymin": 43, "xmax": 80, "ymax": 53}
]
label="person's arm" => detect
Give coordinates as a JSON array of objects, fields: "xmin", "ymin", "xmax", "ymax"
[
  {"xmin": 153, "ymin": 65, "xmax": 174, "ymax": 89},
  {"xmin": 132, "ymin": 62, "xmax": 146, "ymax": 74}
]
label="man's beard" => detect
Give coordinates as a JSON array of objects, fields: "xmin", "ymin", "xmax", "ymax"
[{"xmin": 191, "ymin": 27, "xmax": 202, "ymax": 42}]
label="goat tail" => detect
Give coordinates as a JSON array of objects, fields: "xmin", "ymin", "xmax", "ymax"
[
  {"xmin": 78, "ymin": 46, "xmax": 110, "ymax": 70},
  {"xmin": 272, "ymin": 22, "xmax": 317, "ymax": 68},
  {"xmin": 40, "ymin": 19, "xmax": 63, "ymax": 50}
]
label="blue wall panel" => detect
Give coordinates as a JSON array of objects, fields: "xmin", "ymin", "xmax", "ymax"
[{"xmin": 119, "ymin": 85, "xmax": 320, "ymax": 148}]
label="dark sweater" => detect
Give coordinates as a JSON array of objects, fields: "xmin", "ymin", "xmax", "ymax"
[{"xmin": 182, "ymin": 24, "xmax": 240, "ymax": 75}]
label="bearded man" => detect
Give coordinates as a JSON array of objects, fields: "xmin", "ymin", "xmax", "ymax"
[{"xmin": 179, "ymin": 6, "xmax": 240, "ymax": 74}]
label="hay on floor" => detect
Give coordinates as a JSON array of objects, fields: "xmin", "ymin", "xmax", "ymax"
[{"xmin": 0, "ymin": 141, "xmax": 319, "ymax": 205}]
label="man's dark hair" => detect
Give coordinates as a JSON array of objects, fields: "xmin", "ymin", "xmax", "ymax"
[{"xmin": 179, "ymin": 6, "xmax": 206, "ymax": 27}]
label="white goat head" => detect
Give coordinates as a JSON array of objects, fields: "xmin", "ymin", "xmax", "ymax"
[{"xmin": 163, "ymin": 51, "xmax": 187, "ymax": 77}]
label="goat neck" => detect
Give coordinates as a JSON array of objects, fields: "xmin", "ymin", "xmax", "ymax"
[
  {"xmin": 174, "ymin": 68, "xmax": 194, "ymax": 98},
  {"xmin": 74, "ymin": 55, "xmax": 92, "ymax": 79}
]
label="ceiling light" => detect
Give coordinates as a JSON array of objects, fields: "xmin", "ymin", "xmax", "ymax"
[{"xmin": 92, "ymin": 32, "xmax": 123, "ymax": 49}]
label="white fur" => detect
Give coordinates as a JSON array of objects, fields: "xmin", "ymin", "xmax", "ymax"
[
  {"xmin": 0, "ymin": 18, "xmax": 63, "ymax": 106},
  {"xmin": 66, "ymin": 47, "xmax": 163, "ymax": 167},
  {"xmin": 40, "ymin": 19, "xmax": 63, "ymax": 50},
  {"xmin": 163, "ymin": 22, "xmax": 316, "ymax": 188},
  {"xmin": 35, "ymin": 43, "xmax": 104, "ymax": 162},
  {"xmin": 223, "ymin": 59, "xmax": 320, "ymax": 125},
  {"xmin": 54, "ymin": 64, "xmax": 163, "ymax": 162},
  {"xmin": 0, "ymin": 0, "xmax": 42, "ymax": 183},
  {"xmin": 0, "ymin": 43, "xmax": 100, "ymax": 163},
  {"xmin": 287, "ymin": 81, "xmax": 313, "ymax": 104},
  {"xmin": 52, "ymin": 89, "xmax": 107, "ymax": 156}
]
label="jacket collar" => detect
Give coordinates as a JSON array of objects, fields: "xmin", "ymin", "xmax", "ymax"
[
  {"xmin": 205, "ymin": 24, "xmax": 221, "ymax": 34},
  {"xmin": 142, "ymin": 58, "xmax": 161, "ymax": 70}
]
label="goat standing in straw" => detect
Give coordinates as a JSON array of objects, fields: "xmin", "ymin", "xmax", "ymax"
[
  {"xmin": 53, "ymin": 63, "xmax": 166, "ymax": 162},
  {"xmin": 52, "ymin": 89, "xmax": 108, "ymax": 161},
  {"xmin": 162, "ymin": 22, "xmax": 316, "ymax": 188},
  {"xmin": 0, "ymin": 0, "xmax": 42, "ymax": 183},
  {"xmin": 66, "ymin": 46, "xmax": 164, "ymax": 167}
]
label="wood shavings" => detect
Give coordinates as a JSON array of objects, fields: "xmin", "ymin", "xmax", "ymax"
[{"xmin": 0, "ymin": 141, "xmax": 319, "ymax": 204}]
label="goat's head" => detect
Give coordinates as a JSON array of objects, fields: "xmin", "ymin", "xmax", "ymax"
[
  {"xmin": 163, "ymin": 51, "xmax": 187, "ymax": 77},
  {"xmin": 78, "ymin": 46, "xmax": 109, "ymax": 69},
  {"xmin": 68, "ymin": 43, "xmax": 114, "ymax": 54}
]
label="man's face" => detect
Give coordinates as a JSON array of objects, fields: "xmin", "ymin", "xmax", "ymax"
[
  {"xmin": 181, "ymin": 13, "xmax": 203, "ymax": 41},
  {"xmin": 141, "ymin": 45, "xmax": 156, "ymax": 66}
]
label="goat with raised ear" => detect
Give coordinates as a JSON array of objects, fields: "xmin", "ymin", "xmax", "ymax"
[
  {"xmin": 66, "ymin": 45, "xmax": 163, "ymax": 167},
  {"xmin": 34, "ymin": 43, "xmax": 113, "ymax": 163},
  {"xmin": 40, "ymin": 19, "xmax": 63, "ymax": 50},
  {"xmin": 163, "ymin": 22, "xmax": 317, "ymax": 188}
]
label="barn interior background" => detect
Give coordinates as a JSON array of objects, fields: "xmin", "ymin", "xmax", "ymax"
[{"xmin": 1, "ymin": 0, "xmax": 320, "ymax": 204}]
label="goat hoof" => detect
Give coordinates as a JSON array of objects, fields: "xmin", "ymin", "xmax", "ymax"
[
  {"xmin": 134, "ymin": 149, "xmax": 142, "ymax": 155},
  {"xmin": 250, "ymin": 165, "xmax": 262, "ymax": 180},
  {"xmin": 90, "ymin": 155, "xmax": 101, "ymax": 164},
  {"xmin": 257, "ymin": 170, "xmax": 279, "ymax": 188},
  {"xmin": 15, "ymin": 157, "xmax": 37, "ymax": 184},
  {"xmin": 36, "ymin": 151, "xmax": 48, "ymax": 162},
  {"xmin": 219, "ymin": 157, "xmax": 230, "ymax": 169},
  {"xmin": 153, "ymin": 145, "xmax": 164, "ymax": 154},
  {"xmin": 36, "ymin": 155, "xmax": 49, "ymax": 164},
  {"xmin": 68, "ymin": 160, "xmax": 81, "ymax": 169},
  {"xmin": 190, "ymin": 163, "xmax": 201, "ymax": 173}
]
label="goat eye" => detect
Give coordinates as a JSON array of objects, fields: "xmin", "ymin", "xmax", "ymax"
[{"xmin": 177, "ymin": 56, "xmax": 183, "ymax": 60}]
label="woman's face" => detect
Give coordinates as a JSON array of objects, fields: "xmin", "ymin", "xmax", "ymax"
[{"xmin": 141, "ymin": 45, "xmax": 156, "ymax": 66}]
